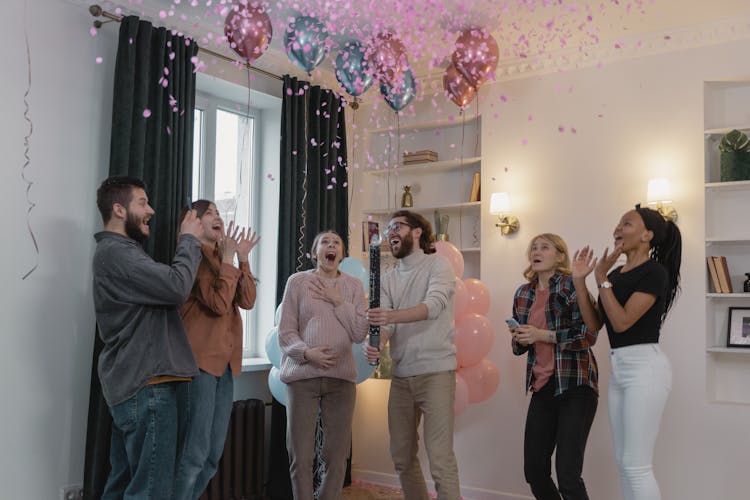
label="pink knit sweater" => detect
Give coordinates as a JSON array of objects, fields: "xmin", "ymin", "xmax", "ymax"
[{"xmin": 278, "ymin": 270, "xmax": 369, "ymax": 384}]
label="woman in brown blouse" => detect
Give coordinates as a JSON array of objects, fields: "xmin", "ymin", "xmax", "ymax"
[{"xmin": 173, "ymin": 199, "xmax": 259, "ymax": 500}]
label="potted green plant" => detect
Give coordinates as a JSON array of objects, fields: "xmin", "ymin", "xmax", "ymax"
[{"xmin": 719, "ymin": 129, "xmax": 750, "ymax": 181}]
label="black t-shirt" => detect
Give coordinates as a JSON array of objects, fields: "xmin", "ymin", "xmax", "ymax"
[{"xmin": 599, "ymin": 259, "xmax": 668, "ymax": 348}]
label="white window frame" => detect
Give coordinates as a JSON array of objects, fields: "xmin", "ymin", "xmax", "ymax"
[{"xmin": 193, "ymin": 91, "xmax": 271, "ymax": 360}]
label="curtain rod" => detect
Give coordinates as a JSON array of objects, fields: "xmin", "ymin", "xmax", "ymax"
[{"xmin": 88, "ymin": 4, "xmax": 282, "ymax": 81}]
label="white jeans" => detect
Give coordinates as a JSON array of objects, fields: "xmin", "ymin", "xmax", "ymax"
[{"xmin": 608, "ymin": 344, "xmax": 671, "ymax": 500}]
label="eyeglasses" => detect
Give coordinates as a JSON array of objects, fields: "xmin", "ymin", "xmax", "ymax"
[{"xmin": 384, "ymin": 221, "xmax": 415, "ymax": 235}]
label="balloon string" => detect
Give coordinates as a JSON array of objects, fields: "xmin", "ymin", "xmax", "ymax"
[
  {"xmin": 296, "ymin": 85, "xmax": 309, "ymax": 272},
  {"xmin": 22, "ymin": 0, "xmax": 38, "ymax": 281},
  {"xmin": 347, "ymin": 105, "xmax": 357, "ymax": 216},
  {"xmin": 459, "ymin": 109, "xmax": 466, "ymax": 249},
  {"xmin": 395, "ymin": 111, "xmax": 401, "ymax": 209},
  {"xmin": 471, "ymin": 94, "xmax": 480, "ymax": 247}
]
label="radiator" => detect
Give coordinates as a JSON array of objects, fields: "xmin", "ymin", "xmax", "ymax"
[{"xmin": 199, "ymin": 398, "xmax": 265, "ymax": 500}]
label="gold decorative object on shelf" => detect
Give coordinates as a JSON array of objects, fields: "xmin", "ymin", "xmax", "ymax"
[
  {"xmin": 434, "ymin": 210, "xmax": 449, "ymax": 241},
  {"xmin": 401, "ymin": 185, "xmax": 413, "ymax": 207}
]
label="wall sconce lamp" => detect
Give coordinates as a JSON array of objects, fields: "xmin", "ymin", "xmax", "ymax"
[
  {"xmin": 646, "ymin": 178, "xmax": 678, "ymax": 222},
  {"xmin": 490, "ymin": 192, "xmax": 520, "ymax": 235}
]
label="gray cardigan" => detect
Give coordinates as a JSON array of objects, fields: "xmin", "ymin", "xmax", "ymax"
[
  {"xmin": 381, "ymin": 249, "xmax": 457, "ymax": 377},
  {"xmin": 92, "ymin": 231, "xmax": 202, "ymax": 406}
]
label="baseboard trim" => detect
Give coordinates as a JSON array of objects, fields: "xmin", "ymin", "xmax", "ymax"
[{"xmin": 351, "ymin": 469, "xmax": 533, "ymax": 500}]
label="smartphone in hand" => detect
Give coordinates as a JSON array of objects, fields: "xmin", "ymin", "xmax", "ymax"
[{"xmin": 505, "ymin": 317, "xmax": 520, "ymax": 329}]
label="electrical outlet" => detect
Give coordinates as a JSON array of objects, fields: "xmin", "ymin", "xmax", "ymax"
[{"xmin": 60, "ymin": 484, "xmax": 83, "ymax": 500}]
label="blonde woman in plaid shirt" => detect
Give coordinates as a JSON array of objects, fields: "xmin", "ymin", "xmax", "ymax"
[{"xmin": 509, "ymin": 233, "xmax": 599, "ymax": 500}]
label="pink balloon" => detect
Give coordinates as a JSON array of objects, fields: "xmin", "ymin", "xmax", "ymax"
[
  {"xmin": 454, "ymin": 278, "xmax": 469, "ymax": 320},
  {"xmin": 459, "ymin": 359, "xmax": 500, "ymax": 404},
  {"xmin": 455, "ymin": 373, "xmax": 470, "ymax": 416},
  {"xmin": 443, "ymin": 62, "xmax": 477, "ymax": 109},
  {"xmin": 224, "ymin": 2, "xmax": 273, "ymax": 64},
  {"xmin": 463, "ymin": 278, "xmax": 490, "ymax": 315},
  {"xmin": 455, "ymin": 313, "xmax": 493, "ymax": 368},
  {"xmin": 452, "ymin": 27, "xmax": 499, "ymax": 89},
  {"xmin": 367, "ymin": 32, "xmax": 409, "ymax": 84},
  {"xmin": 434, "ymin": 241, "xmax": 464, "ymax": 279}
]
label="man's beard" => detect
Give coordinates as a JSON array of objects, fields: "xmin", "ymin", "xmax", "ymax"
[
  {"xmin": 124, "ymin": 211, "xmax": 149, "ymax": 243},
  {"xmin": 392, "ymin": 231, "xmax": 415, "ymax": 259}
]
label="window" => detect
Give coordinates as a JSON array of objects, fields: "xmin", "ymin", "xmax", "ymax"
[{"xmin": 192, "ymin": 80, "xmax": 281, "ymax": 360}]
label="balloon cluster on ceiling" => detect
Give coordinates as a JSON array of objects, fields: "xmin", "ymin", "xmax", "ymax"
[{"xmin": 222, "ymin": 1, "xmax": 498, "ymax": 112}]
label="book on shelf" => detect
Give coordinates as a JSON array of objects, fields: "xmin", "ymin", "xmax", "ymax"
[
  {"xmin": 712, "ymin": 256, "xmax": 733, "ymax": 293},
  {"xmin": 706, "ymin": 257, "xmax": 722, "ymax": 293},
  {"xmin": 469, "ymin": 172, "xmax": 481, "ymax": 202},
  {"xmin": 402, "ymin": 150, "xmax": 438, "ymax": 164}
]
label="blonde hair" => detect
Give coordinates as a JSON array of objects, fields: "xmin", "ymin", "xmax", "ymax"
[{"xmin": 523, "ymin": 233, "xmax": 571, "ymax": 283}]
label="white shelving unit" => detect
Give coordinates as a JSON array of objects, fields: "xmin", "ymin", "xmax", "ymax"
[
  {"xmin": 360, "ymin": 113, "xmax": 482, "ymax": 278},
  {"xmin": 703, "ymin": 80, "xmax": 750, "ymax": 404}
]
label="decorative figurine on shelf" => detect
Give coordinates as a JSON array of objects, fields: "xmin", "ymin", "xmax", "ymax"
[
  {"xmin": 434, "ymin": 210, "xmax": 449, "ymax": 241},
  {"xmin": 744, "ymin": 273, "xmax": 750, "ymax": 293},
  {"xmin": 401, "ymin": 185, "xmax": 413, "ymax": 208}
]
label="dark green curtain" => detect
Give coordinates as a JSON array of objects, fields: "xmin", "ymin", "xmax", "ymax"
[
  {"xmin": 268, "ymin": 76, "xmax": 350, "ymax": 500},
  {"xmin": 83, "ymin": 15, "xmax": 198, "ymax": 499}
]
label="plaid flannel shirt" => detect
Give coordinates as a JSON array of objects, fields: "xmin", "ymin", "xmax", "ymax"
[{"xmin": 511, "ymin": 273, "xmax": 599, "ymax": 396}]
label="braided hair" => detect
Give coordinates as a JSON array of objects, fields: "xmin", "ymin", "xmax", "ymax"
[{"xmin": 634, "ymin": 204, "xmax": 682, "ymax": 318}]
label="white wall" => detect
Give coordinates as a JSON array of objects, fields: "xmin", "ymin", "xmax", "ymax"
[
  {"xmin": 351, "ymin": 38, "xmax": 750, "ymax": 500},
  {"xmin": 0, "ymin": 1, "xmax": 115, "ymax": 498}
]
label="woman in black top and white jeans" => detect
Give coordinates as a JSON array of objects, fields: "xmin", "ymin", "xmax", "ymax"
[{"xmin": 572, "ymin": 205, "xmax": 681, "ymax": 500}]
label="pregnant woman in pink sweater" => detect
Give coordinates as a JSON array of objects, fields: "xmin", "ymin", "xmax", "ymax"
[{"xmin": 278, "ymin": 230, "xmax": 369, "ymax": 500}]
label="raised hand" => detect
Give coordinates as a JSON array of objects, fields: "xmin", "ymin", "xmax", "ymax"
[
  {"xmin": 304, "ymin": 345, "xmax": 336, "ymax": 369},
  {"xmin": 236, "ymin": 227, "xmax": 260, "ymax": 263},
  {"xmin": 595, "ymin": 245, "xmax": 623, "ymax": 284},
  {"xmin": 572, "ymin": 245, "xmax": 597, "ymax": 280},
  {"xmin": 179, "ymin": 209, "xmax": 202, "ymax": 239},
  {"xmin": 221, "ymin": 220, "xmax": 239, "ymax": 263},
  {"xmin": 310, "ymin": 278, "xmax": 343, "ymax": 307}
]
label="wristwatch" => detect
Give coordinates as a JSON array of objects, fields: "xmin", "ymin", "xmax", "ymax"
[{"xmin": 598, "ymin": 280, "xmax": 613, "ymax": 289}]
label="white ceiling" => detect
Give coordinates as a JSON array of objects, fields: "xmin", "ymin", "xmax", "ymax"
[{"xmin": 85, "ymin": 0, "xmax": 750, "ymax": 78}]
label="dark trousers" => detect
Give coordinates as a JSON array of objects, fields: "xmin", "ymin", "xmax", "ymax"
[{"xmin": 524, "ymin": 381, "xmax": 598, "ymax": 500}]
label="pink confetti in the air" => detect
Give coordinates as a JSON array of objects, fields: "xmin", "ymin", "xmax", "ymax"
[
  {"xmin": 95, "ymin": 56, "xmax": 103, "ymax": 64},
  {"xmin": 166, "ymin": 126, "xmax": 171, "ymax": 135},
  {"xmin": 521, "ymin": 138, "xmax": 528, "ymax": 146},
  {"xmin": 159, "ymin": 10, "xmax": 167, "ymax": 19},
  {"xmin": 89, "ymin": 27, "xmax": 98, "ymax": 37},
  {"xmin": 143, "ymin": 109, "xmax": 151, "ymax": 118},
  {"xmin": 571, "ymin": 127, "xmax": 577, "ymax": 134},
  {"xmin": 169, "ymin": 52, "xmax": 176, "ymax": 60},
  {"xmin": 558, "ymin": 125, "xmax": 565, "ymax": 132},
  {"xmin": 528, "ymin": 115, "xmax": 533, "ymax": 121}
]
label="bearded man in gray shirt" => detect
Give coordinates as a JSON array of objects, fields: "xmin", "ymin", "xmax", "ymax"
[
  {"xmin": 93, "ymin": 176, "xmax": 202, "ymax": 500},
  {"xmin": 365, "ymin": 210, "xmax": 460, "ymax": 500}
]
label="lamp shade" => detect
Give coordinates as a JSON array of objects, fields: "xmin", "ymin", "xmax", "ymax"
[
  {"xmin": 647, "ymin": 178, "xmax": 671, "ymax": 204},
  {"xmin": 489, "ymin": 192, "xmax": 511, "ymax": 215}
]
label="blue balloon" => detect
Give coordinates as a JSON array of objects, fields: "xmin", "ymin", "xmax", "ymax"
[
  {"xmin": 268, "ymin": 367, "xmax": 287, "ymax": 406},
  {"xmin": 353, "ymin": 341, "xmax": 376, "ymax": 383},
  {"xmin": 380, "ymin": 69, "xmax": 416, "ymax": 112},
  {"xmin": 283, "ymin": 15, "xmax": 329, "ymax": 73},
  {"xmin": 265, "ymin": 326, "xmax": 282, "ymax": 369},
  {"xmin": 339, "ymin": 257, "xmax": 368, "ymax": 293},
  {"xmin": 335, "ymin": 41, "xmax": 373, "ymax": 98},
  {"xmin": 274, "ymin": 303, "xmax": 283, "ymax": 326}
]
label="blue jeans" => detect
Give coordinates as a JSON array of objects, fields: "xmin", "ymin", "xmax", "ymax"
[
  {"xmin": 174, "ymin": 366, "xmax": 234, "ymax": 500},
  {"xmin": 609, "ymin": 344, "xmax": 671, "ymax": 500},
  {"xmin": 101, "ymin": 382, "xmax": 184, "ymax": 500}
]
